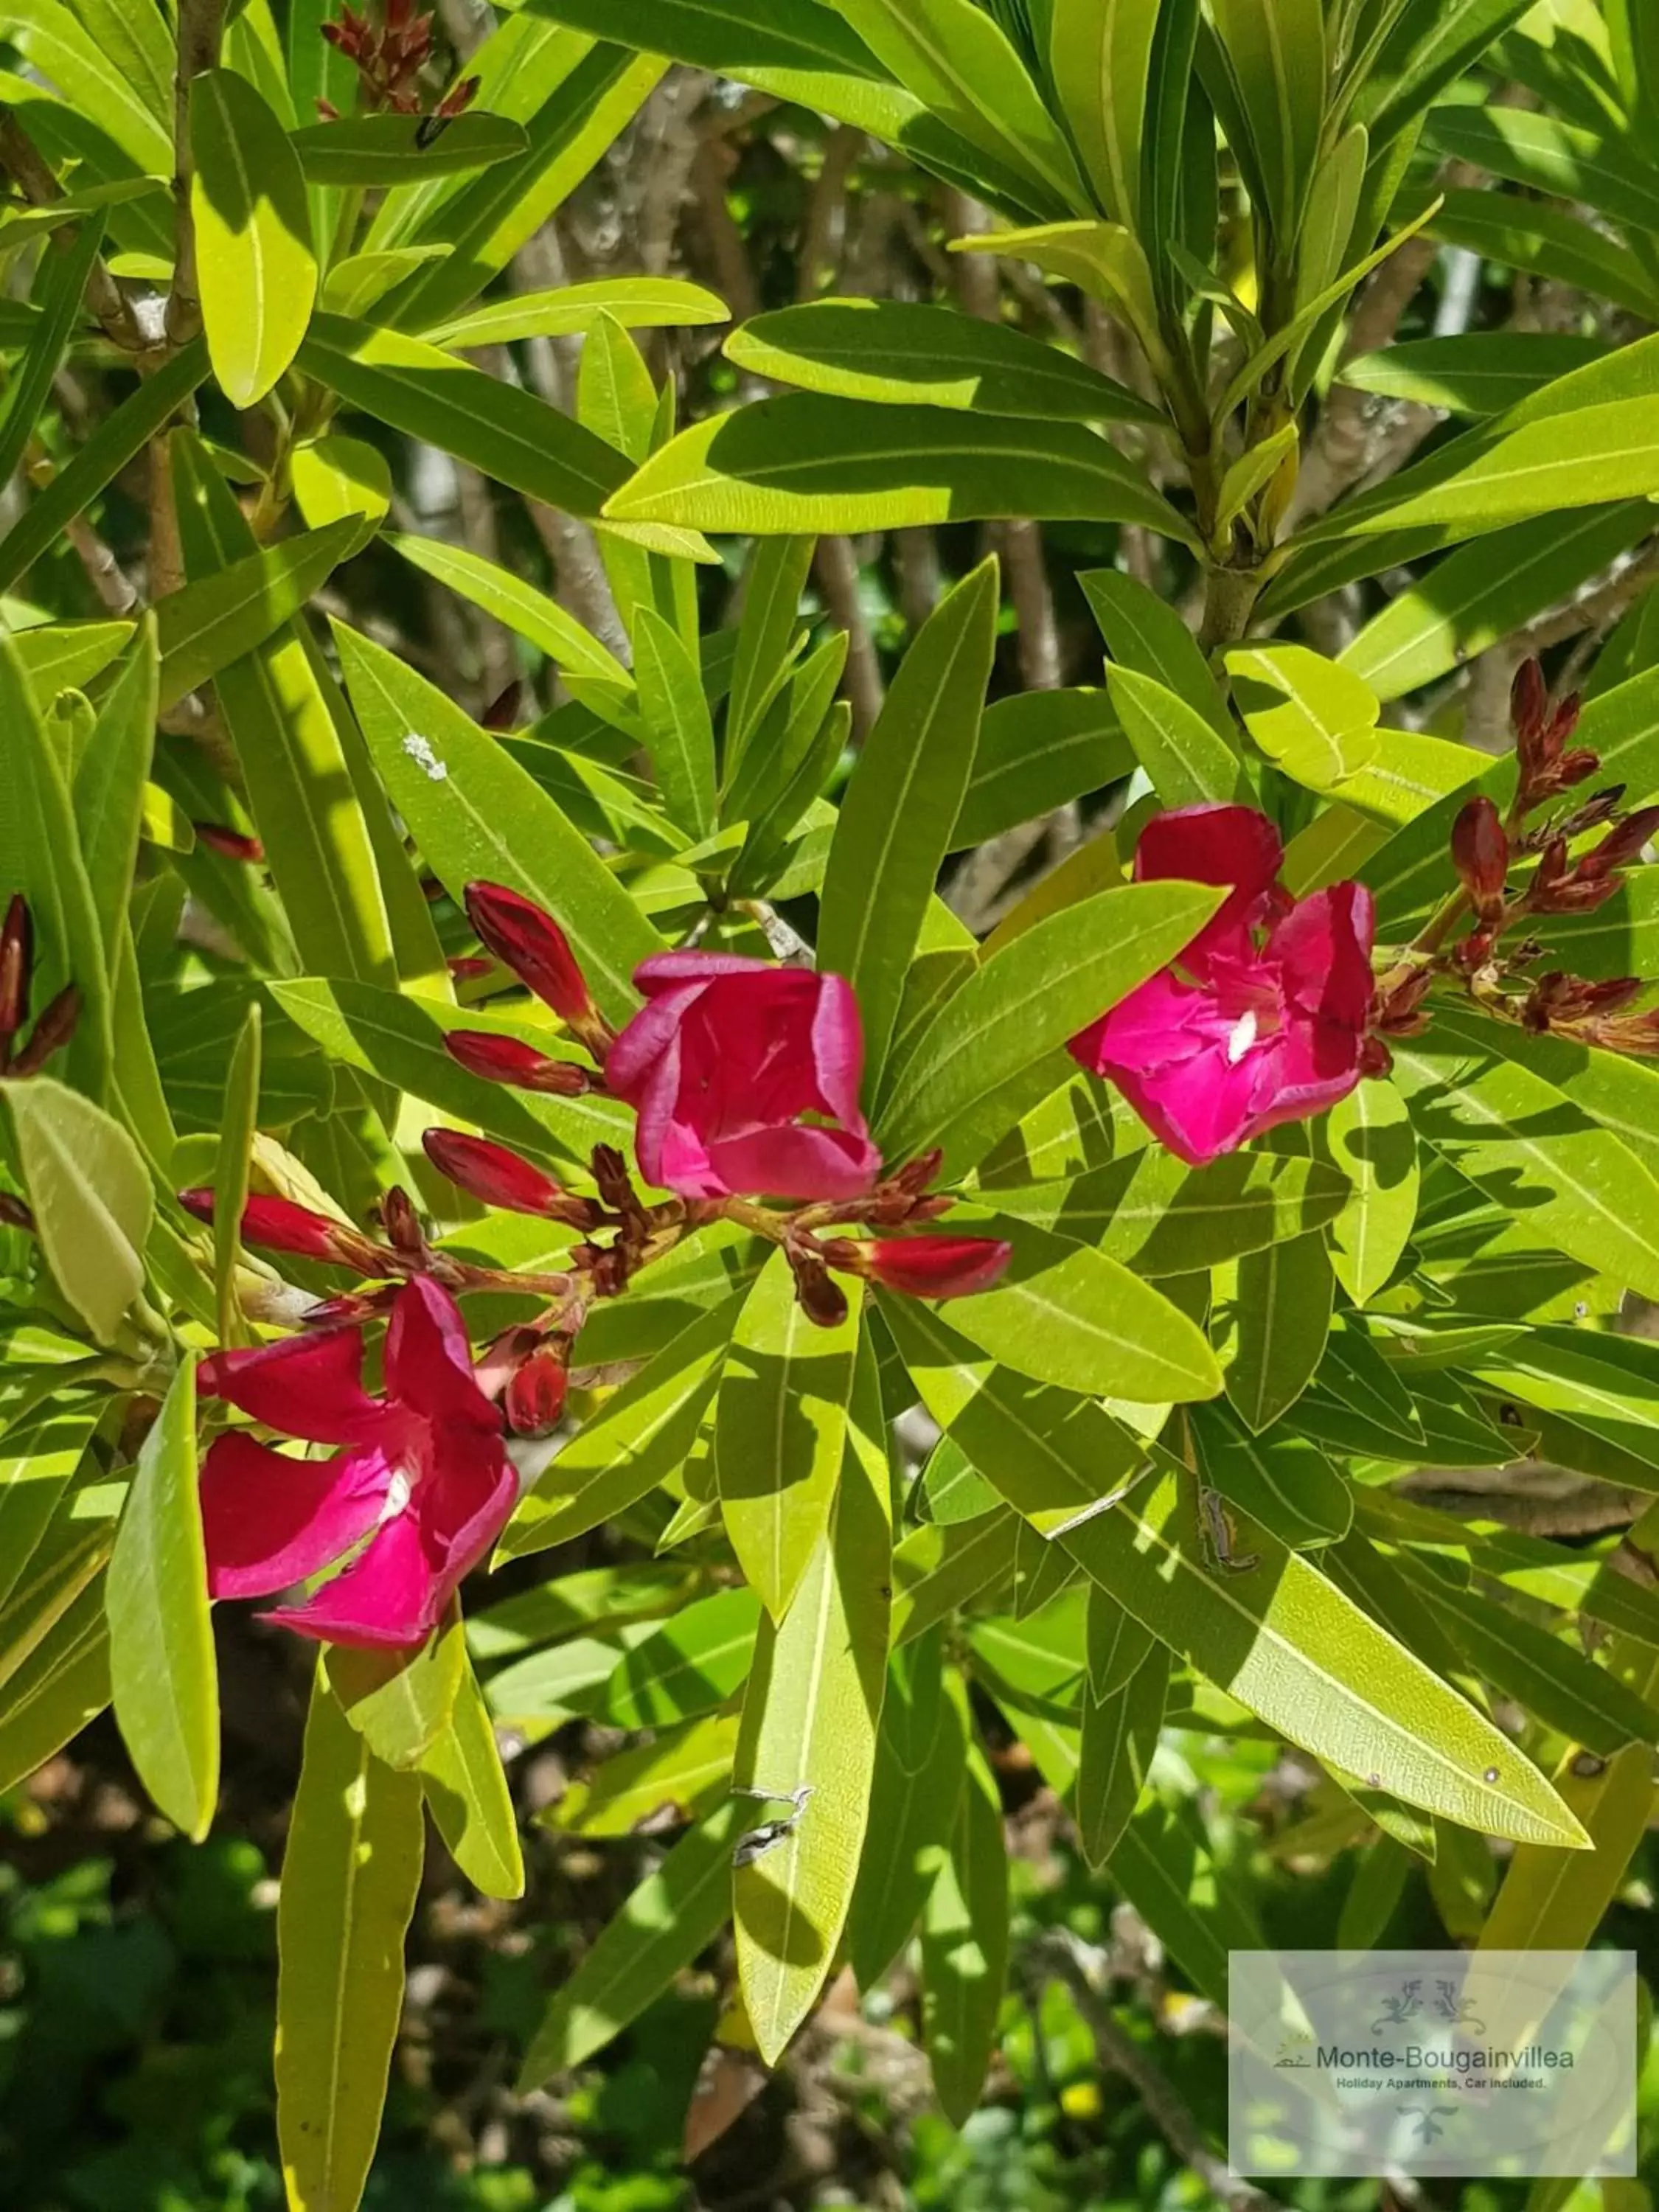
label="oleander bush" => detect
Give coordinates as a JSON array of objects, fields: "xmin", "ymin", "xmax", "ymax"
[{"xmin": 6, "ymin": 0, "xmax": 1659, "ymax": 2204}]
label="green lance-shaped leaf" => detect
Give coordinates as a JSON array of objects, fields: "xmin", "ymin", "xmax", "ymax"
[
  {"xmin": 289, "ymin": 111, "xmax": 530, "ymax": 184},
  {"xmin": 278, "ymin": 1668, "xmax": 425, "ymax": 2212},
  {"xmin": 155, "ymin": 515, "xmax": 366, "ymax": 710},
  {"xmin": 1324, "ymin": 1077, "xmax": 1418, "ymax": 1305},
  {"xmin": 632, "ymin": 607, "xmax": 717, "ymax": 841},
  {"xmin": 0, "ymin": 1409, "xmax": 102, "ymax": 1617},
  {"xmin": 1109, "ymin": 1796, "xmax": 1260, "ymax": 2008},
  {"xmin": 299, "ymin": 313, "xmax": 630, "ymax": 520},
  {"xmin": 846, "ymin": 1629, "xmax": 969, "ymax": 1989},
  {"xmin": 327, "ymin": 1608, "xmax": 467, "ymax": 1770},
  {"xmin": 734, "ymin": 1335, "xmax": 891, "ymax": 2063},
  {"xmin": 727, "ymin": 535, "xmax": 815, "ymax": 771},
  {"xmin": 386, "ymin": 532, "xmax": 630, "ymax": 690},
  {"xmin": 943, "ymin": 1211, "xmax": 1221, "ymax": 1403},
  {"xmin": 213, "ymin": 1001, "xmax": 261, "ymax": 1345},
  {"xmin": 993, "ymin": 1147, "xmax": 1352, "ymax": 1276},
  {"xmin": 920, "ymin": 1726, "xmax": 1009, "ymax": 2127},
  {"xmin": 106, "ymin": 1357, "xmax": 218, "ymax": 1840},
  {"xmin": 880, "ymin": 1297, "xmax": 1589, "ymax": 1847},
  {"xmin": 552, "ymin": 1710, "xmax": 737, "ymax": 1838},
  {"xmin": 0, "ymin": 627, "xmax": 112, "ymax": 1100},
  {"xmin": 1339, "ymin": 333, "xmax": 1607, "ymax": 419},
  {"xmin": 726, "ymin": 297, "xmax": 1161, "ymax": 425},
  {"xmin": 951, "ymin": 688, "xmax": 1134, "ymax": 852},
  {"xmin": 420, "ymin": 1658, "xmax": 524, "ymax": 1899},
  {"xmin": 422, "ymin": 274, "xmax": 729, "ymax": 350},
  {"xmin": 189, "ymin": 69, "xmax": 316, "ymax": 407},
  {"xmin": 0, "ymin": 1597, "xmax": 111, "ymax": 1797},
  {"xmin": 1479, "ymin": 1655, "xmax": 1659, "ymax": 1952},
  {"xmin": 0, "ymin": 338, "xmax": 210, "ymax": 598},
  {"xmin": 1048, "ymin": 0, "xmax": 1161, "ymax": 229},
  {"xmin": 874, "ymin": 877, "xmax": 1224, "ymax": 1180},
  {"xmin": 168, "ymin": 437, "xmax": 398, "ymax": 993},
  {"xmin": 819, "ymin": 557, "xmax": 998, "ymax": 1085},
  {"xmin": 1207, "ymin": 0, "xmax": 1325, "ymax": 246},
  {"xmin": 1219, "ymin": 1231, "xmax": 1334, "ymax": 1433},
  {"xmin": 717, "ymin": 1251, "xmax": 865, "ymax": 1620},
  {"xmin": 1391, "ymin": 1032, "xmax": 1659, "ymax": 1302},
  {"xmin": 72, "ymin": 616, "xmax": 159, "ymax": 974},
  {"xmin": 1086, "ymin": 1583, "xmax": 1154, "ymax": 1697},
  {"xmin": 0, "ymin": 213, "xmax": 108, "ymax": 497},
  {"xmin": 499, "ymin": 1298, "xmax": 742, "ymax": 1561},
  {"xmin": 518, "ymin": 1796, "xmax": 745, "ymax": 2087},
  {"xmin": 1225, "ymin": 643, "xmax": 1381, "ymax": 791},
  {"xmin": 2, "ymin": 1079, "xmax": 151, "ymax": 1346},
  {"xmin": 15, "ymin": 619, "xmax": 134, "ymax": 709},
  {"xmin": 1081, "ymin": 567, "xmax": 1234, "ymax": 738},
  {"xmin": 605, "ymin": 395, "xmax": 1196, "ymax": 546},
  {"xmin": 835, "ymin": 0, "xmax": 1086, "ymax": 214},
  {"xmin": 1190, "ymin": 1401, "xmax": 1352, "ymax": 1550},
  {"xmin": 1077, "ymin": 1638, "xmax": 1168, "ymax": 1870},
  {"xmin": 1105, "ymin": 662, "xmax": 1245, "ymax": 808},
  {"xmin": 333, "ymin": 622, "xmax": 664, "ymax": 1024}
]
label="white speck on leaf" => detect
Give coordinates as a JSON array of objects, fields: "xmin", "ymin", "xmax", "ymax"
[{"xmin": 402, "ymin": 731, "xmax": 448, "ymax": 782}]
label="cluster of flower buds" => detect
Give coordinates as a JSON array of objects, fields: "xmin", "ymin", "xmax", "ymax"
[
  {"xmin": 318, "ymin": 0, "xmax": 478, "ymax": 126},
  {"xmin": 0, "ymin": 895, "xmax": 80, "ymax": 1079},
  {"xmin": 1526, "ymin": 804, "xmax": 1659, "ymax": 917},
  {"xmin": 1512, "ymin": 660, "xmax": 1599, "ymax": 813}
]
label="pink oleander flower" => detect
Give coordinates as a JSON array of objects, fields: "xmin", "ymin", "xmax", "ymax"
[
  {"xmin": 197, "ymin": 1278, "xmax": 514, "ymax": 1649},
  {"xmin": 1068, "ymin": 804, "xmax": 1376, "ymax": 1168},
  {"xmin": 607, "ymin": 952, "xmax": 881, "ymax": 1201}
]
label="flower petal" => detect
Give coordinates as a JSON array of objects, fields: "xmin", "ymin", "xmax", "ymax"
[
  {"xmin": 199, "ymin": 1431, "xmax": 391, "ymax": 1600},
  {"xmin": 264, "ymin": 1512, "xmax": 441, "ymax": 1650},
  {"xmin": 605, "ymin": 980, "xmax": 704, "ymax": 1103},
  {"xmin": 633, "ymin": 949, "xmax": 776, "ymax": 989},
  {"xmin": 705, "ymin": 1123, "xmax": 883, "ymax": 1201},
  {"xmin": 1099, "ymin": 1040, "xmax": 1267, "ymax": 1167},
  {"xmin": 1133, "ymin": 803, "xmax": 1284, "ymax": 965},
  {"xmin": 1268, "ymin": 880, "xmax": 1377, "ymax": 1029},
  {"xmin": 809, "ymin": 973, "xmax": 872, "ymax": 1139},
  {"xmin": 384, "ymin": 1277, "xmax": 500, "ymax": 1433},
  {"xmin": 198, "ymin": 1326, "xmax": 382, "ymax": 1447}
]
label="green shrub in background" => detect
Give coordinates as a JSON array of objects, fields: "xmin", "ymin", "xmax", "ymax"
[{"xmin": 5, "ymin": 0, "xmax": 1659, "ymax": 2205}]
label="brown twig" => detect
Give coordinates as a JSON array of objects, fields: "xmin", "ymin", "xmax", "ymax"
[
  {"xmin": 164, "ymin": 0, "xmax": 229, "ymax": 348},
  {"xmin": 0, "ymin": 108, "xmax": 147, "ymax": 352}
]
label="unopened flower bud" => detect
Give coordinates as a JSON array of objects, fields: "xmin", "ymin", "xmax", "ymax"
[
  {"xmin": 787, "ymin": 1242, "xmax": 849, "ymax": 1329},
  {"xmin": 481, "ymin": 680, "xmax": 522, "ymax": 731},
  {"xmin": 194, "ymin": 822, "xmax": 265, "ymax": 863},
  {"xmin": 443, "ymin": 1029, "xmax": 593, "ymax": 1095},
  {"xmin": 10, "ymin": 984, "xmax": 80, "ymax": 1076},
  {"xmin": 862, "ymin": 1234, "xmax": 1013, "ymax": 1301},
  {"xmin": 421, "ymin": 1127, "xmax": 576, "ymax": 1218},
  {"xmin": 505, "ymin": 1344, "xmax": 569, "ymax": 1435},
  {"xmin": 436, "ymin": 72, "xmax": 479, "ymax": 117},
  {"xmin": 1357, "ymin": 1035, "xmax": 1394, "ymax": 1078},
  {"xmin": 894, "ymin": 1148, "xmax": 944, "ymax": 1197},
  {"xmin": 180, "ymin": 1187, "xmax": 380, "ymax": 1267},
  {"xmin": 464, "ymin": 882, "xmax": 595, "ymax": 1026},
  {"xmin": 381, "ymin": 1186, "xmax": 425, "ymax": 1260},
  {"xmin": 1371, "ymin": 968, "xmax": 1433, "ymax": 1036},
  {"xmin": 1512, "ymin": 659, "xmax": 1549, "ymax": 750},
  {"xmin": 1578, "ymin": 804, "xmax": 1659, "ymax": 882},
  {"xmin": 1451, "ymin": 796, "xmax": 1509, "ymax": 923},
  {"xmin": 0, "ymin": 894, "xmax": 31, "ymax": 1054}
]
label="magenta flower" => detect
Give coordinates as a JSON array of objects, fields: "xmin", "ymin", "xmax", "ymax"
[
  {"xmin": 197, "ymin": 1278, "xmax": 514, "ymax": 1649},
  {"xmin": 606, "ymin": 952, "xmax": 882, "ymax": 1201},
  {"xmin": 1068, "ymin": 804, "xmax": 1376, "ymax": 1168}
]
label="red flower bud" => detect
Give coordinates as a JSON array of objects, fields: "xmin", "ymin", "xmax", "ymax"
[
  {"xmin": 861, "ymin": 1235, "xmax": 1013, "ymax": 1301},
  {"xmin": 421, "ymin": 1127, "xmax": 573, "ymax": 1218},
  {"xmin": 481, "ymin": 680, "xmax": 523, "ymax": 731},
  {"xmin": 1512, "ymin": 659, "xmax": 1549, "ymax": 751},
  {"xmin": 464, "ymin": 882, "xmax": 594, "ymax": 1026},
  {"xmin": 180, "ymin": 1188, "xmax": 381, "ymax": 1267},
  {"xmin": 1451, "ymin": 796, "xmax": 1509, "ymax": 923},
  {"xmin": 1578, "ymin": 804, "xmax": 1659, "ymax": 881},
  {"xmin": 10, "ymin": 984, "xmax": 80, "ymax": 1077},
  {"xmin": 444, "ymin": 1029, "xmax": 593, "ymax": 1095},
  {"xmin": 504, "ymin": 1344, "xmax": 569, "ymax": 1435},
  {"xmin": 1357, "ymin": 1035, "xmax": 1394, "ymax": 1078},
  {"xmin": 381, "ymin": 1186, "xmax": 425, "ymax": 1260},
  {"xmin": 0, "ymin": 894, "xmax": 31, "ymax": 1054},
  {"xmin": 437, "ymin": 72, "xmax": 479, "ymax": 118},
  {"xmin": 194, "ymin": 822, "xmax": 265, "ymax": 863}
]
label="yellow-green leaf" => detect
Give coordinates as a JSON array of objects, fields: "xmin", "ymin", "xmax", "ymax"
[{"xmin": 190, "ymin": 69, "xmax": 317, "ymax": 407}]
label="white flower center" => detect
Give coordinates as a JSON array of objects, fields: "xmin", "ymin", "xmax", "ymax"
[
  {"xmin": 1226, "ymin": 1009, "xmax": 1259, "ymax": 1065},
  {"xmin": 378, "ymin": 1468, "xmax": 413, "ymax": 1524}
]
